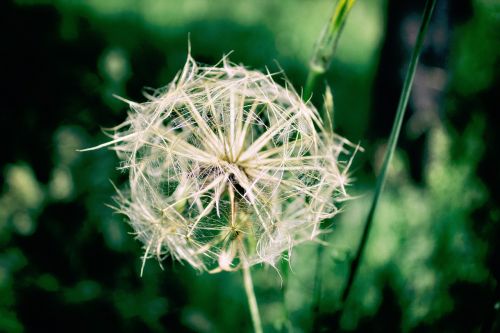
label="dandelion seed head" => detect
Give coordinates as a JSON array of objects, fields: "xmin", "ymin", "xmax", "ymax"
[{"xmin": 98, "ymin": 54, "xmax": 356, "ymax": 272}]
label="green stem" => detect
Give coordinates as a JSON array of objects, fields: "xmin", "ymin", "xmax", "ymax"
[
  {"xmin": 304, "ymin": 0, "xmax": 356, "ymax": 100},
  {"xmin": 279, "ymin": 253, "xmax": 290, "ymax": 331},
  {"xmin": 304, "ymin": 69, "xmax": 321, "ymax": 101},
  {"xmin": 340, "ymin": 0, "xmax": 437, "ymax": 306},
  {"xmin": 304, "ymin": 2, "xmax": 356, "ymax": 329},
  {"xmin": 243, "ymin": 263, "xmax": 263, "ymax": 333},
  {"xmin": 310, "ymin": 236, "xmax": 325, "ymax": 332}
]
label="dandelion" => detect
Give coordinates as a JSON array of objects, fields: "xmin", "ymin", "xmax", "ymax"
[{"xmin": 84, "ymin": 53, "xmax": 355, "ymax": 275}]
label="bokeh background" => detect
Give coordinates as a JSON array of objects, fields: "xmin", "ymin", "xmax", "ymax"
[{"xmin": 1, "ymin": 0, "xmax": 498, "ymax": 332}]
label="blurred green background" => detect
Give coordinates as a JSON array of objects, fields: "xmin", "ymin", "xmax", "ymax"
[{"xmin": 1, "ymin": 0, "xmax": 498, "ymax": 332}]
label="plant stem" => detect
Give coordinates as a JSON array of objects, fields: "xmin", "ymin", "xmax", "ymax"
[
  {"xmin": 279, "ymin": 252, "xmax": 290, "ymax": 331},
  {"xmin": 304, "ymin": 0, "xmax": 356, "ymax": 100},
  {"xmin": 243, "ymin": 263, "xmax": 263, "ymax": 333},
  {"xmin": 305, "ymin": 2, "xmax": 356, "ymax": 328},
  {"xmin": 303, "ymin": 69, "xmax": 321, "ymax": 101},
  {"xmin": 340, "ymin": 0, "xmax": 437, "ymax": 306},
  {"xmin": 310, "ymin": 236, "xmax": 325, "ymax": 332}
]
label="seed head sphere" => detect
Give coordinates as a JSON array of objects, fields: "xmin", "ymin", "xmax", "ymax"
[{"xmin": 92, "ymin": 54, "xmax": 355, "ymax": 273}]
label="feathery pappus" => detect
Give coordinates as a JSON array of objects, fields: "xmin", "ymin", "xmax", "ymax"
[{"xmin": 84, "ymin": 53, "xmax": 357, "ymax": 274}]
